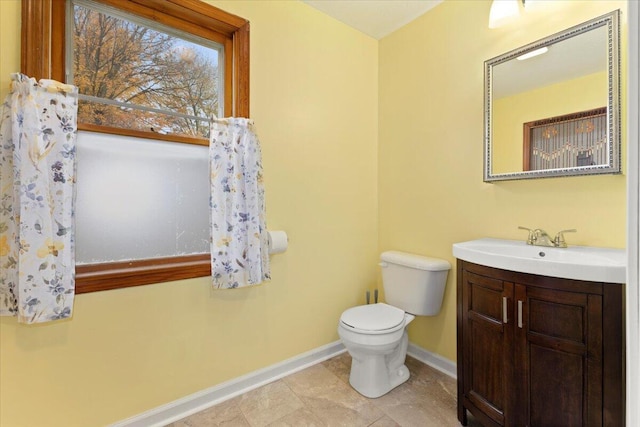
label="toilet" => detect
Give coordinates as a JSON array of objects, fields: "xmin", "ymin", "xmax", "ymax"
[{"xmin": 338, "ymin": 251, "xmax": 450, "ymax": 398}]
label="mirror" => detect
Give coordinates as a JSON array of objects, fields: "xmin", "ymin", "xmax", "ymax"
[{"xmin": 484, "ymin": 10, "xmax": 620, "ymax": 182}]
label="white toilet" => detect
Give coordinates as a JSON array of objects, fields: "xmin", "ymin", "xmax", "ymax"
[{"xmin": 338, "ymin": 251, "xmax": 450, "ymax": 398}]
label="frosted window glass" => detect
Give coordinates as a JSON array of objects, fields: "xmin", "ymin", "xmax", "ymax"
[{"xmin": 75, "ymin": 132, "xmax": 209, "ymax": 264}]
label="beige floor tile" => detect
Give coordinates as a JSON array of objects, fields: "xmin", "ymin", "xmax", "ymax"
[
  {"xmin": 381, "ymin": 400, "xmax": 459, "ymax": 427},
  {"xmin": 283, "ymin": 363, "xmax": 342, "ymax": 396},
  {"xmin": 171, "ymin": 353, "xmax": 481, "ymax": 427},
  {"xmin": 320, "ymin": 353, "xmax": 351, "ymax": 384},
  {"xmin": 265, "ymin": 407, "xmax": 326, "ymax": 427},
  {"xmin": 282, "ymin": 362, "xmax": 388, "ymax": 427},
  {"xmin": 170, "ymin": 397, "xmax": 249, "ymax": 427},
  {"xmin": 296, "ymin": 381, "xmax": 386, "ymax": 427},
  {"xmin": 237, "ymin": 381, "xmax": 304, "ymax": 427},
  {"xmin": 368, "ymin": 415, "xmax": 402, "ymax": 427},
  {"xmin": 374, "ymin": 379, "xmax": 423, "ymax": 408}
]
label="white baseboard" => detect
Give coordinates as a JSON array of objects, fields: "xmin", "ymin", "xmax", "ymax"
[
  {"xmin": 407, "ymin": 342, "xmax": 457, "ymax": 379},
  {"xmin": 110, "ymin": 341, "xmax": 346, "ymax": 427},
  {"xmin": 110, "ymin": 340, "xmax": 456, "ymax": 427}
]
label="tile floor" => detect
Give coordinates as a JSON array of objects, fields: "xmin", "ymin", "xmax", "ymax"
[{"xmin": 169, "ymin": 352, "xmax": 483, "ymax": 427}]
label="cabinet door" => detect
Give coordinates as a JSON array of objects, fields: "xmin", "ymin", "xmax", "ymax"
[
  {"xmin": 461, "ymin": 269, "xmax": 515, "ymax": 427},
  {"xmin": 515, "ymin": 284, "xmax": 603, "ymax": 427}
]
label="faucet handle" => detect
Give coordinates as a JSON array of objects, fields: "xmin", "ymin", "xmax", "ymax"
[
  {"xmin": 518, "ymin": 226, "xmax": 535, "ymax": 245},
  {"xmin": 554, "ymin": 229, "xmax": 576, "ymax": 248}
]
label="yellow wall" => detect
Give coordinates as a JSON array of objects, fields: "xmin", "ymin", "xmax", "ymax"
[
  {"xmin": 493, "ymin": 71, "xmax": 608, "ymax": 173},
  {"xmin": 0, "ymin": 1, "xmax": 378, "ymax": 426},
  {"xmin": 379, "ymin": 0, "xmax": 627, "ymax": 363},
  {"xmin": 0, "ymin": 1, "xmax": 20, "ymax": 100},
  {"xmin": 0, "ymin": 0, "xmax": 629, "ymax": 425}
]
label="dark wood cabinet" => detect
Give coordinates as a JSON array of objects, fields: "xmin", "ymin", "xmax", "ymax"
[{"xmin": 457, "ymin": 260, "xmax": 624, "ymax": 427}]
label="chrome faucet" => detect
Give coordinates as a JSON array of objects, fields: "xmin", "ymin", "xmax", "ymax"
[{"xmin": 518, "ymin": 226, "xmax": 576, "ymax": 248}]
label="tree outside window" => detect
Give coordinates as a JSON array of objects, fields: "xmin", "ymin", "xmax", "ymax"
[{"xmin": 71, "ymin": 1, "xmax": 223, "ymax": 139}]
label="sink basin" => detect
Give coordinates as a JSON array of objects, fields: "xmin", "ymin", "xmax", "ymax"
[{"xmin": 452, "ymin": 238, "xmax": 626, "ymax": 283}]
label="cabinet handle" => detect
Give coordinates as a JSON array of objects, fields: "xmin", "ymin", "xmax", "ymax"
[
  {"xmin": 518, "ymin": 300, "xmax": 523, "ymax": 328},
  {"xmin": 503, "ymin": 297, "xmax": 508, "ymax": 323}
]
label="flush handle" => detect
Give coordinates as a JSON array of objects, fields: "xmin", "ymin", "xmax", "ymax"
[
  {"xmin": 502, "ymin": 297, "xmax": 508, "ymax": 324},
  {"xmin": 379, "ymin": 262, "xmax": 388, "ymax": 268}
]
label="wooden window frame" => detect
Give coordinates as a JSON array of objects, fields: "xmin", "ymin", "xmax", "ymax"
[{"xmin": 21, "ymin": 0, "xmax": 250, "ymax": 293}]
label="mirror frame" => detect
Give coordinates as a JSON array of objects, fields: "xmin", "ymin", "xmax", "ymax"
[{"xmin": 484, "ymin": 10, "xmax": 621, "ymax": 182}]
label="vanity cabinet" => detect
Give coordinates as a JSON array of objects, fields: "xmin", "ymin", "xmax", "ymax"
[{"xmin": 456, "ymin": 260, "xmax": 624, "ymax": 427}]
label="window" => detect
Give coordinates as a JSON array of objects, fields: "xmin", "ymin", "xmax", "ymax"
[
  {"xmin": 70, "ymin": 0, "xmax": 224, "ymax": 141},
  {"xmin": 73, "ymin": 132, "xmax": 212, "ymax": 292},
  {"xmin": 21, "ymin": 0, "xmax": 250, "ymax": 293}
]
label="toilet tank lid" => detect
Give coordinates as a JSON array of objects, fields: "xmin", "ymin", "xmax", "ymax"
[{"xmin": 381, "ymin": 251, "xmax": 451, "ymax": 271}]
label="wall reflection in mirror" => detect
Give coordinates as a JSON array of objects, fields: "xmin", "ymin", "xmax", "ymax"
[{"xmin": 484, "ymin": 10, "xmax": 620, "ymax": 182}]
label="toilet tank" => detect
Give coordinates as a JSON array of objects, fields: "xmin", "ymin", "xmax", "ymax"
[{"xmin": 380, "ymin": 251, "xmax": 451, "ymax": 316}]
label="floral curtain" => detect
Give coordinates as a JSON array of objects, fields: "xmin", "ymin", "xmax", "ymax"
[
  {"xmin": 209, "ymin": 118, "xmax": 270, "ymax": 289},
  {"xmin": 0, "ymin": 74, "xmax": 78, "ymax": 323}
]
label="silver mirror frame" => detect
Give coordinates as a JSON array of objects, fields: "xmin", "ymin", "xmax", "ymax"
[{"xmin": 484, "ymin": 10, "xmax": 621, "ymax": 182}]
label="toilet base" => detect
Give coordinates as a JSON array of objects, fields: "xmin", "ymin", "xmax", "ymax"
[
  {"xmin": 346, "ymin": 330, "xmax": 410, "ymax": 398},
  {"xmin": 349, "ymin": 361, "xmax": 410, "ymax": 398}
]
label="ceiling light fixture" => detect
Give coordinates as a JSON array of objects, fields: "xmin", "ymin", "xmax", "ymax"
[
  {"xmin": 516, "ymin": 46, "xmax": 549, "ymax": 60},
  {"xmin": 488, "ymin": 0, "xmax": 525, "ymax": 29}
]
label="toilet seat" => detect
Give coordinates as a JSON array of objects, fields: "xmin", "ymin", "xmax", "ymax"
[{"xmin": 340, "ymin": 303, "xmax": 405, "ymax": 333}]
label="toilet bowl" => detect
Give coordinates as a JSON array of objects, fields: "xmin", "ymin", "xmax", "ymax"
[
  {"xmin": 338, "ymin": 303, "xmax": 416, "ymax": 398},
  {"xmin": 338, "ymin": 251, "xmax": 450, "ymax": 398}
]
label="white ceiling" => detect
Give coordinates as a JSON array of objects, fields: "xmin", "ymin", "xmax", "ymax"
[
  {"xmin": 302, "ymin": 1, "xmax": 607, "ymax": 100},
  {"xmin": 302, "ymin": 0, "xmax": 443, "ymax": 39}
]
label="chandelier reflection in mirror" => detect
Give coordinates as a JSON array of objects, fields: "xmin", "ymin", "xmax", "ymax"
[{"xmin": 525, "ymin": 107, "xmax": 607, "ymax": 171}]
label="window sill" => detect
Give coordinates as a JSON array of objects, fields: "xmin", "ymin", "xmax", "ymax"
[{"xmin": 75, "ymin": 254, "xmax": 211, "ymax": 293}]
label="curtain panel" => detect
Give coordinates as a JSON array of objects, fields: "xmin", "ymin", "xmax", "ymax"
[
  {"xmin": 209, "ymin": 118, "xmax": 270, "ymax": 289},
  {"xmin": 0, "ymin": 74, "xmax": 78, "ymax": 324}
]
